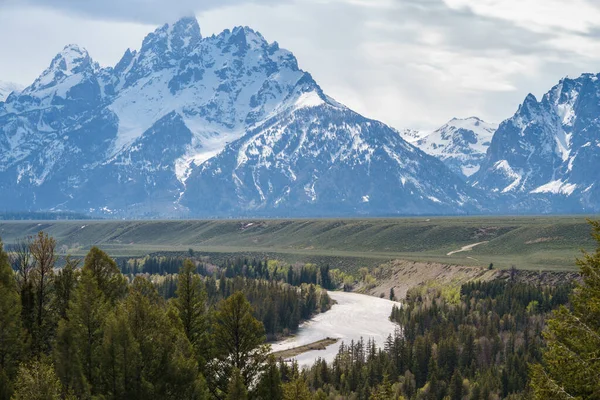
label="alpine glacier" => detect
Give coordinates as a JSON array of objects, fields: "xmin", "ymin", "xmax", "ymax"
[{"xmin": 0, "ymin": 17, "xmax": 479, "ymax": 217}]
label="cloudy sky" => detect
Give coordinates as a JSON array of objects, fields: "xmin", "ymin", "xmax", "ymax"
[{"xmin": 1, "ymin": 0, "xmax": 599, "ymax": 130}]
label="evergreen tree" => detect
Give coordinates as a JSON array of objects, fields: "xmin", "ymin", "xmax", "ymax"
[
  {"xmin": 256, "ymin": 356, "xmax": 283, "ymax": 400},
  {"xmin": 29, "ymin": 232, "xmax": 57, "ymax": 356},
  {"xmin": 100, "ymin": 307, "xmax": 141, "ymax": 400},
  {"xmin": 174, "ymin": 259, "xmax": 210, "ymax": 372},
  {"xmin": 55, "ymin": 269, "xmax": 108, "ymax": 396},
  {"xmin": 226, "ymin": 368, "xmax": 248, "ymax": 400},
  {"xmin": 209, "ymin": 291, "xmax": 270, "ymax": 398},
  {"xmin": 0, "ymin": 241, "xmax": 23, "ymax": 400},
  {"xmin": 449, "ymin": 370, "xmax": 463, "ymax": 400},
  {"xmin": 122, "ymin": 278, "xmax": 200, "ymax": 399},
  {"xmin": 370, "ymin": 375, "xmax": 395, "ymax": 400},
  {"xmin": 83, "ymin": 247, "xmax": 127, "ymax": 303},
  {"xmin": 53, "ymin": 257, "xmax": 79, "ymax": 321},
  {"xmin": 11, "ymin": 239, "xmax": 35, "ymax": 343},
  {"xmin": 530, "ymin": 220, "xmax": 600, "ymax": 399},
  {"xmin": 282, "ymin": 374, "xmax": 312, "ymax": 400}
]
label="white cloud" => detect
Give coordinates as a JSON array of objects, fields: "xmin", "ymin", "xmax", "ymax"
[
  {"xmin": 1, "ymin": 0, "xmax": 600, "ymax": 131},
  {"xmin": 442, "ymin": 0, "xmax": 600, "ymax": 34}
]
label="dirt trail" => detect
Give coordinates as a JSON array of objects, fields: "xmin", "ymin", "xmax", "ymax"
[{"xmin": 447, "ymin": 241, "xmax": 489, "ymax": 256}]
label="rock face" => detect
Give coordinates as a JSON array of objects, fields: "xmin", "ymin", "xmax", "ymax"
[
  {"xmin": 0, "ymin": 17, "xmax": 479, "ymax": 217},
  {"xmin": 471, "ymin": 74, "xmax": 600, "ymax": 213},
  {"xmin": 411, "ymin": 117, "xmax": 498, "ymax": 179}
]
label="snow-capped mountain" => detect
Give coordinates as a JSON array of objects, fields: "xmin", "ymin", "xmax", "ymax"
[
  {"xmin": 472, "ymin": 73, "xmax": 600, "ymax": 213},
  {"xmin": 182, "ymin": 101, "xmax": 479, "ymax": 217},
  {"xmin": 0, "ymin": 81, "xmax": 23, "ymax": 102},
  {"xmin": 0, "ymin": 17, "xmax": 479, "ymax": 217},
  {"xmin": 412, "ymin": 117, "xmax": 498, "ymax": 178}
]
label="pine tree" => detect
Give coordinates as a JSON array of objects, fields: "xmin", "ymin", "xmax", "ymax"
[
  {"xmin": 530, "ymin": 220, "xmax": 600, "ymax": 399},
  {"xmin": 122, "ymin": 277, "xmax": 200, "ymax": 399},
  {"xmin": 83, "ymin": 247, "xmax": 127, "ymax": 303},
  {"xmin": 0, "ymin": 241, "xmax": 24, "ymax": 400},
  {"xmin": 209, "ymin": 291, "xmax": 270, "ymax": 397},
  {"xmin": 55, "ymin": 269, "xmax": 107, "ymax": 396},
  {"xmin": 282, "ymin": 374, "xmax": 312, "ymax": 400},
  {"xmin": 100, "ymin": 308, "xmax": 141, "ymax": 400},
  {"xmin": 53, "ymin": 257, "xmax": 79, "ymax": 321},
  {"xmin": 256, "ymin": 356, "xmax": 283, "ymax": 400},
  {"xmin": 449, "ymin": 370, "xmax": 463, "ymax": 400},
  {"xmin": 226, "ymin": 368, "xmax": 248, "ymax": 400},
  {"xmin": 29, "ymin": 232, "xmax": 57, "ymax": 356},
  {"xmin": 10, "ymin": 238, "xmax": 35, "ymax": 342},
  {"xmin": 175, "ymin": 260, "xmax": 210, "ymax": 371},
  {"xmin": 370, "ymin": 375, "xmax": 395, "ymax": 400}
]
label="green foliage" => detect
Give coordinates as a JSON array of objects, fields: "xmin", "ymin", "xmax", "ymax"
[
  {"xmin": 174, "ymin": 259, "xmax": 210, "ymax": 372},
  {"xmin": 29, "ymin": 232, "xmax": 57, "ymax": 356},
  {"xmin": 256, "ymin": 356, "xmax": 283, "ymax": 400},
  {"xmin": 370, "ymin": 375, "xmax": 395, "ymax": 400},
  {"xmin": 83, "ymin": 246, "xmax": 127, "ymax": 303},
  {"xmin": 225, "ymin": 368, "xmax": 247, "ymax": 400},
  {"xmin": 530, "ymin": 220, "xmax": 600, "ymax": 399},
  {"xmin": 282, "ymin": 374, "xmax": 312, "ymax": 400},
  {"xmin": 53, "ymin": 257, "xmax": 79, "ymax": 321},
  {"xmin": 0, "ymin": 241, "xmax": 23, "ymax": 400},
  {"xmin": 208, "ymin": 291, "xmax": 270, "ymax": 398},
  {"xmin": 12, "ymin": 359, "xmax": 63, "ymax": 400}
]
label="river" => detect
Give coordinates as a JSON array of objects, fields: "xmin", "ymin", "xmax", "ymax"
[{"xmin": 271, "ymin": 291, "xmax": 399, "ymax": 367}]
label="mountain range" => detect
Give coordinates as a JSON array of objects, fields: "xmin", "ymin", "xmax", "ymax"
[{"xmin": 0, "ymin": 17, "xmax": 599, "ymax": 217}]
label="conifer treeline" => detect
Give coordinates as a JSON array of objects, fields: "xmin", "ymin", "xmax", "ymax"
[
  {"xmin": 1, "ymin": 226, "xmax": 595, "ymax": 400},
  {"xmin": 120, "ymin": 256, "xmax": 337, "ymax": 290},
  {"xmin": 150, "ymin": 274, "xmax": 331, "ymax": 339},
  {"xmin": 0, "ymin": 232, "xmax": 330, "ymax": 399},
  {"xmin": 288, "ymin": 280, "xmax": 571, "ymax": 399}
]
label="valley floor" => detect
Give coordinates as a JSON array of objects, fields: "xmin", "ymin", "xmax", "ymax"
[{"xmin": 0, "ymin": 216, "xmax": 595, "ymax": 272}]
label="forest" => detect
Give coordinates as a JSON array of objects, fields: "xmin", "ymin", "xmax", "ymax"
[{"xmin": 0, "ymin": 221, "xmax": 599, "ymax": 399}]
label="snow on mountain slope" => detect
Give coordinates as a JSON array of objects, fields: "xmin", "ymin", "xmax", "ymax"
[
  {"xmin": 182, "ymin": 99, "xmax": 479, "ymax": 217},
  {"xmin": 472, "ymin": 73, "xmax": 600, "ymax": 213},
  {"xmin": 0, "ymin": 17, "xmax": 478, "ymax": 217},
  {"xmin": 413, "ymin": 117, "xmax": 497, "ymax": 178},
  {"xmin": 398, "ymin": 128, "xmax": 428, "ymax": 143},
  {"xmin": 0, "ymin": 81, "xmax": 23, "ymax": 102}
]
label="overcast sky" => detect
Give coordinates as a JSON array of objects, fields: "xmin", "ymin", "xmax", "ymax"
[{"xmin": 1, "ymin": 0, "xmax": 600, "ymax": 130}]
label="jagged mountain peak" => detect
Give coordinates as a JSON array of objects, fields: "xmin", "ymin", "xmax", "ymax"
[
  {"xmin": 44, "ymin": 44, "xmax": 95, "ymax": 77},
  {"xmin": 472, "ymin": 72, "xmax": 600, "ymax": 212},
  {"xmin": 410, "ymin": 117, "xmax": 497, "ymax": 178},
  {"xmin": 0, "ymin": 17, "xmax": 480, "ymax": 217},
  {"xmin": 5, "ymin": 43, "xmax": 101, "ymax": 107},
  {"xmin": 141, "ymin": 16, "xmax": 202, "ymax": 56}
]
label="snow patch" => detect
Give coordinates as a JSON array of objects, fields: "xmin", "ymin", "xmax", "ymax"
[
  {"xmin": 294, "ymin": 91, "xmax": 325, "ymax": 109},
  {"xmin": 531, "ymin": 180, "xmax": 577, "ymax": 196}
]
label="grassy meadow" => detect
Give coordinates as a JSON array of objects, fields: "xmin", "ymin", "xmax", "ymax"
[{"xmin": 0, "ymin": 216, "xmax": 597, "ymax": 272}]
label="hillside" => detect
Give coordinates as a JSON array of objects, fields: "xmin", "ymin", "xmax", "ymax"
[{"xmin": 0, "ymin": 217, "xmax": 595, "ymax": 271}]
